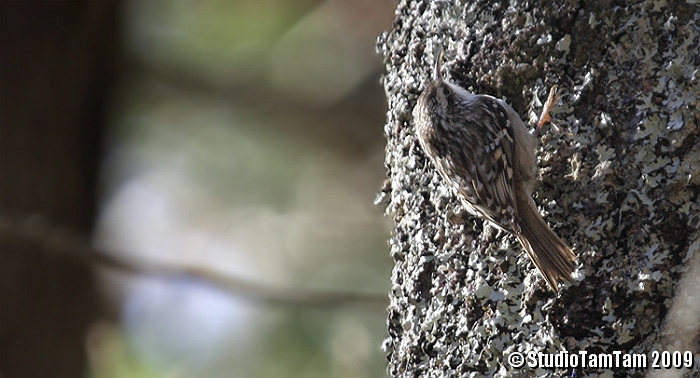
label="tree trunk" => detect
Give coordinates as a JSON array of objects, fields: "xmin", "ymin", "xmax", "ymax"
[
  {"xmin": 377, "ymin": 1, "xmax": 700, "ymax": 377},
  {"xmin": 0, "ymin": 2, "xmax": 121, "ymax": 377}
]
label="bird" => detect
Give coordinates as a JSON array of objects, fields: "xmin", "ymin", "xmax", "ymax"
[{"xmin": 411, "ymin": 47, "xmax": 576, "ymax": 291}]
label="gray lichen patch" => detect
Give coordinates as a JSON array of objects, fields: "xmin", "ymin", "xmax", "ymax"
[{"xmin": 378, "ymin": 0, "xmax": 700, "ymax": 377}]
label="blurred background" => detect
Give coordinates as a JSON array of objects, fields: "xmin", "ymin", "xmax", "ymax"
[{"xmin": 0, "ymin": 1, "xmax": 394, "ymax": 377}]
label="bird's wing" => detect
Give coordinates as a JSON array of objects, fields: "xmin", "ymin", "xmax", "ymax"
[{"xmin": 429, "ymin": 95, "xmax": 521, "ymax": 233}]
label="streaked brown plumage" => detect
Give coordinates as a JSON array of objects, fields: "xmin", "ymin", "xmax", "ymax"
[{"xmin": 412, "ymin": 48, "xmax": 576, "ymax": 291}]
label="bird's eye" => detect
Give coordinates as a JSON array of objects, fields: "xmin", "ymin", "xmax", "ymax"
[{"xmin": 442, "ymin": 87, "xmax": 450, "ymax": 96}]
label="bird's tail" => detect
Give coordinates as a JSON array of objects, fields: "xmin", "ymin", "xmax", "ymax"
[{"xmin": 515, "ymin": 200, "xmax": 576, "ymax": 292}]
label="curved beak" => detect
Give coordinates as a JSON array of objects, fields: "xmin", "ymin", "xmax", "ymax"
[{"xmin": 433, "ymin": 46, "xmax": 444, "ymax": 81}]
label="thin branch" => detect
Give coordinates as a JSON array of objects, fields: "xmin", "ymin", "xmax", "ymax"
[{"xmin": 0, "ymin": 213, "xmax": 388, "ymax": 310}]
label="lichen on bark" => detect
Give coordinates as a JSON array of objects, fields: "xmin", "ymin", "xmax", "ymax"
[{"xmin": 377, "ymin": 1, "xmax": 700, "ymax": 377}]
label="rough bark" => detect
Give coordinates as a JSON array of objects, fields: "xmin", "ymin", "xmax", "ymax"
[{"xmin": 377, "ymin": 1, "xmax": 700, "ymax": 377}]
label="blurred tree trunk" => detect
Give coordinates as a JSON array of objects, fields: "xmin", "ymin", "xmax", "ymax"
[
  {"xmin": 0, "ymin": 2, "xmax": 121, "ymax": 377},
  {"xmin": 377, "ymin": 1, "xmax": 699, "ymax": 377}
]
